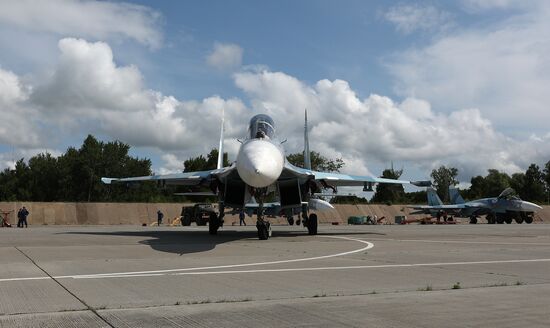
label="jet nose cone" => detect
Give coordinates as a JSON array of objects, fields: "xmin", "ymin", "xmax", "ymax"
[
  {"xmin": 236, "ymin": 139, "xmax": 284, "ymax": 188},
  {"xmin": 521, "ymin": 201, "xmax": 542, "ymax": 212}
]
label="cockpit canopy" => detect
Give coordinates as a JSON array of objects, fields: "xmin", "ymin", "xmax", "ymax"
[{"xmin": 248, "ymin": 114, "xmax": 275, "ymax": 139}]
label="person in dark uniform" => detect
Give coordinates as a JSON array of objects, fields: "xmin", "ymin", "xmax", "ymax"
[
  {"xmin": 157, "ymin": 210, "xmax": 164, "ymax": 226},
  {"xmin": 239, "ymin": 210, "xmax": 246, "ymax": 226},
  {"xmin": 19, "ymin": 206, "xmax": 29, "ymax": 228}
]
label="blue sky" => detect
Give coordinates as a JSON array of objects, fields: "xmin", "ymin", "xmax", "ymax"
[{"xmin": 0, "ymin": 0, "xmax": 549, "ymax": 185}]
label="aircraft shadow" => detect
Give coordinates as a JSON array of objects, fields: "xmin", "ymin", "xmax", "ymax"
[{"xmin": 62, "ymin": 228, "xmax": 385, "ymax": 255}]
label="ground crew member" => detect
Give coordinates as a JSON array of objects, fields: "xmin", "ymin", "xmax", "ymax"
[
  {"xmin": 18, "ymin": 207, "xmax": 29, "ymax": 228},
  {"xmin": 157, "ymin": 210, "xmax": 164, "ymax": 226},
  {"xmin": 239, "ymin": 210, "xmax": 246, "ymax": 226}
]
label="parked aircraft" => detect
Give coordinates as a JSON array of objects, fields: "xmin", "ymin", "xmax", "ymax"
[
  {"xmin": 102, "ymin": 111, "xmax": 430, "ymax": 239},
  {"xmin": 410, "ymin": 187, "xmax": 541, "ymax": 224}
]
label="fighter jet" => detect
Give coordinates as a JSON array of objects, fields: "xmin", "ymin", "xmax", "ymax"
[
  {"xmin": 102, "ymin": 111, "xmax": 430, "ymax": 239},
  {"xmin": 410, "ymin": 187, "xmax": 541, "ymax": 224}
]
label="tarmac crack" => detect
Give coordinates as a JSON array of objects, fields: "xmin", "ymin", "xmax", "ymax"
[{"xmin": 14, "ymin": 246, "xmax": 115, "ymax": 328}]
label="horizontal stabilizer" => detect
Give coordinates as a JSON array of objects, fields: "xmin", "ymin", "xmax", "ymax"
[
  {"xmin": 411, "ymin": 180, "xmax": 432, "ymax": 187},
  {"xmin": 101, "ymin": 177, "xmax": 118, "ymax": 185}
]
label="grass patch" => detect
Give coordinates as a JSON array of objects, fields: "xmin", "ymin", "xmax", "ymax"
[
  {"xmin": 487, "ymin": 282, "xmax": 508, "ymax": 287},
  {"xmin": 418, "ymin": 284, "xmax": 433, "ymax": 292},
  {"xmin": 515, "ymin": 281, "xmax": 524, "ymax": 286},
  {"xmin": 452, "ymin": 282, "xmax": 461, "ymax": 289}
]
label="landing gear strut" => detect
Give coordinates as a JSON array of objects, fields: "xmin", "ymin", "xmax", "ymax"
[
  {"xmin": 209, "ymin": 212, "xmax": 221, "ymax": 235},
  {"xmin": 209, "ymin": 203, "xmax": 224, "ymax": 235},
  {"xmin": 307, "ymin": 213, "xmax": 318, "ymax": 235},
  {"xmin": 254, "ymin": 188, "xmax": 271, "ymax": 240}
]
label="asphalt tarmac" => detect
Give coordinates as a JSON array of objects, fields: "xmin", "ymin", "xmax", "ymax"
[{"xmin": 1, "ymin": 223, "xmax": 549, "ymax": 327}]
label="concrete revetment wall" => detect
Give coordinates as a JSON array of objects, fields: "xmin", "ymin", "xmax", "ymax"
[{"xmin": 1, "ymin": 202, "xmax": 548, "ymax": 226}]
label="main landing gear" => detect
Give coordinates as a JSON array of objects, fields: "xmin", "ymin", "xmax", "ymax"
[
  {"xmin": 209, "ymin": 203, "xmax": 224, "ymax": 235},
  {"xmin": 301, "ymin": 204, "xmax": 318, "ymax": 235}
]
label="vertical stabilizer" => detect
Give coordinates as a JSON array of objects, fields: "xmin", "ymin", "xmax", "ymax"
[
  {"xmin": 449, "ymin": 187, "xmax": 465, "ymax": 204},
  {"xmin": 304, "ymin": 109, "xmax": 312, "ymax": 170},
  {"xmin": 216, "ymin": 108, "xmax": 225, "ymax": 169},
  {"xmin": 427, "ymin": 187, "xmax": 443, "ymax": 206}
]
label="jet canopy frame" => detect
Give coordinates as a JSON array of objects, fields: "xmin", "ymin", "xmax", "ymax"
[{"xmin": 248, "ymin": 114, "xmax": 276, "ymax": 140}]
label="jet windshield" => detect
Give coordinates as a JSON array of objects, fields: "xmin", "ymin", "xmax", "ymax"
[{"xmin": 248, "ymin": 114, "xmax": 275, "ymax": 139}]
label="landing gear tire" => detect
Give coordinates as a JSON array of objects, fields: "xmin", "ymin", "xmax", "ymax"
[
  {"xmin": 296, "ymin": 219, "xmax": 301, "ymax": 226},
  {"xmin": 469, "ymin": 216, "xmax": 477, "ymax": 224},
  {"xmin": 496, "ymin": 214, "xmax": 505, "ymax": 224},
  {"xmin": 257, "ymin": 221, "xmax": 271, "ymax": 240},
  {"xmin": 504, "ymin": 217, "xmax": 513, "ymax": 224},
  {"xmin": 525, "ymin": 216, "xmax": 533, "ymax": 224},
  {"xmin": 515, "ymin": 217, "xmax": 524, "ymax": 224},
  {"xmin": 208, "ymin": 213, "xmax": 220, "ymax": 235},
  {"xmin": 307, "ymin": 213, "xmax": 318, "ymax": 235},
  {"xmin": 287, "ymin": 217, "xmax": 295, "ymax": 226}
]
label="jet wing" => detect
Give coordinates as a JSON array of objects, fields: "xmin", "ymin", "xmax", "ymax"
[
  {"xmin": 101, "ymin": 166, "xmax": 235, "ymax": 186},
  {"xmin": 284, "ymin": 163, "xmax": 430, "ymax": 187},
  {"xmin": 408, "ymin": 204, "xmax": 468, "ymax": 211}
]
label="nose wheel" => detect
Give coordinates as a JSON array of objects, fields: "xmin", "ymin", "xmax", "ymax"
[{"xmin": 256, "ymin": 220, "xmax": 271, "ymax": 240}]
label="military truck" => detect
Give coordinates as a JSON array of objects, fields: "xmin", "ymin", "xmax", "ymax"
[{"xmin": 180, "ymin": 203, "xmax": 216, "ymax": 226}]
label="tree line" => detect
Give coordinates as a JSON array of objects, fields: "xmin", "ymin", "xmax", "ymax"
[{"xmin": 1, "ymin": 135, "xmax": 548, "ymax": 205}]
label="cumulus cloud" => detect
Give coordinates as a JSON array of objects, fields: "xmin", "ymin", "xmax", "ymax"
[
  {"xmin": 383, "ymin": 3, "xmax": 451, "ymax": 34},
  {"xmin": 386, "ymin": 1, "xmax": 550, "ymax": 132},
  {"xmin": 0, "ymin": 38, "xmax": 250, "ymax": 171},
  {"xmin": 2, "ymin": 37, "xmax": 548, "ymax": 181},
  {"xmin": 206, "ymin": 42, "xmax": 244, "ymax": 70},
  {"xmin": 0, "ymin": 68, "xmax": 42, "ymax": 147},
  {"xmin": 0, "ymin": 0, "xmax": 162, "ymax": 48},
  {"xmin": 233, "ymin": 69, "xmax": 550, "ymax": 180}
]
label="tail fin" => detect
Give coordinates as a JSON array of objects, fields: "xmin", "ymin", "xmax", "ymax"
[
  {"xmin": 304, "ymin": 109, "xmax": 312, "ymax": 170},
  {"xmin": 449, "ymin": 187, "xmax": 465, "ymax": 204},
  {"xmin": 216, "ymin": 108, "xmax": 225, "ymax": 169},
  {"xmin": 427, "ymin": 187, "xmax": 443, "ymax": 206}
]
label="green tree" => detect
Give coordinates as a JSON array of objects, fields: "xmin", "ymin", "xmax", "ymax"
[
  {"xmin": 371, "ymin": 168, "xmax": 405, "ymax": 204},
  {"xmin": 544, "ymin": 161, "xmax": 550, "ymax": 204},
  {"xmin": 404, "ymin": 190, "xmax": 428, "ymax": 204},
  {"xmin": 430, "ymin": 166, "xmax": 458, "ymax": 202},
  {"xmin": 509, "ymin": 172, "xmax": 526, "ymax": 199},
  {"xmin": 330, "ymin": 195, "xmax": 369, "ymax": 204},
  {"xmin": 184, "ymin": 149, "xmax": 229, "ymax": 172},
  {"xmin": 522, "ymin": 164, "xmax": 545, "ymax": 202},
  {"xmin": 483, "ymin": 169, "xmax": 511, "ymax": 197},
  {"xmin": 27, "ymin": 153, "xmax": 61, "ymax": 201},
  {"xmin": 286, "ymin": 151, "xmax": 344, "ymax": 172}
]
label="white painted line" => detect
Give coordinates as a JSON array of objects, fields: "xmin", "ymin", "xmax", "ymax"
[
  {"xmin": 367, "ymin": 238, "xmax": 550, "ymax": 246},
  {"xmin": 0, "ymin": 276, "xmax": 51, "ymax": 282},
  {"xmin": 70, "ymin": 258, "xmax": 550, "ymax": 279},
  {"xmin": 0, "ymin": 235, "xmax": 372, "ymax": 282}
]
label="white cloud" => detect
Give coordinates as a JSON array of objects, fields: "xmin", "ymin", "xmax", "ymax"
[
  {"xmin": 206, "ymin": 42, "xmax": 244, "ymax": 70},
  {"xmin": 0, "ymin": 68, "xmax": 42, "ymax": 147},
  {"xmin": 2, "ymin": 37, "xmax": 548, "ymax": 182},
  {"xmin": 0, "ymin": 0, "xmax": 162, "ymax": 48},
  {"xmin": 233, "ymin": 69, "xmax": 550, "ymax": 180},
  {"xmin": 383, "ymin": 3, "xmax": 451, "ymax": 34},
  {"xmin": 461, "ymin": 0, "xmax": 533, "ymax": 12},
  {"xmin": 386, "ymin": 1, "xmax": 550, "ymax": 132}
]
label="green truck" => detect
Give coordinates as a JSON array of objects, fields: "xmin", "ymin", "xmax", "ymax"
[{"xmin": 180, "ymin": 203, "xmax": 216, "ymax": 226}]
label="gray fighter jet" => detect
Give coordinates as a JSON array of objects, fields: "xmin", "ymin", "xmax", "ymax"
[{"xmin": 411, "ymin": 187, "xmax": 541, "ymax": 224}]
